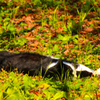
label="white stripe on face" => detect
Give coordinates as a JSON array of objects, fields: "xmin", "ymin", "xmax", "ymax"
[
  {"xmin": 48, "ymin": 61, "xmax": 58, "ymax": 69},
  {"xmin": 63, "ymin": 61, "xmax": 75, "ymax": 70},
  {"xmin": 63, "ymin": 61, "xmax": 77, "ymax": 77},
  {"xmin": 76, "ymin": 64, "xmax": 94, "ymax": 73}
]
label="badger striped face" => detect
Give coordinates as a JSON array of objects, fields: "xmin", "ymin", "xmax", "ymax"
[{"xmin": 47, "ymin": 57, "xmax": 95, "ymax": 78}]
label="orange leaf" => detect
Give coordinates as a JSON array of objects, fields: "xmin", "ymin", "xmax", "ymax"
[
  {"xmin": 84, "ymin": 27, "xmax": 94, "ymax": 32},
  {"xmin": 64, "ymin": 49, "xmax": 69, "ymax": 55}
]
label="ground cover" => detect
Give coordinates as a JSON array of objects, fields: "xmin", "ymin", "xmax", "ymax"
[{"xmin": 0, "ymin": 0, "xmax": 100, "ymax": 99}]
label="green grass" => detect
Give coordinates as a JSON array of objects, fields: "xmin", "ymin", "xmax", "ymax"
[
  {"xmin": 0, "ymin": 70, "xmax": 100, "ymax": 100},
  {"xmin": 0, "ymin": 70, "xmax": 67, "ymax": 100},
  {"xmin": 0, "ymin": 0, "xmax": 100, "ymax": 99}
]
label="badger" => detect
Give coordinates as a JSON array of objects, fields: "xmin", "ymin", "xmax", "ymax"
[{"xmin": 0, "ymin": 51, "xmax": 100, "ymax": 78}]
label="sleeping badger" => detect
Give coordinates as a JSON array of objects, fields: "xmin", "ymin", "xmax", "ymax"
[{"xmin": 0, "ymin": 51, "xmax": 100, "ymax": 78}]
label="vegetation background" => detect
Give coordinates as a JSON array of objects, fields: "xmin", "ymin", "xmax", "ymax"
[{"xmin": 0, "ymin": 0, "xmax": 100, "ymax": 99}]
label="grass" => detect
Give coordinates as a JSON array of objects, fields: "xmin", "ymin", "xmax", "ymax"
[
  {"xmin": 0, "ymin": 0, "xmax": 100, "ymax": 99},
  {"xmin": 0, "ymin": 70, "xmax": 100, "ymax": 100}
]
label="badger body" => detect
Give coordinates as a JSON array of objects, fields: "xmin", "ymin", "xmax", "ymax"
[{"xmin": 0, "ymin": 51, "xmax": 98, "ymax": 78}]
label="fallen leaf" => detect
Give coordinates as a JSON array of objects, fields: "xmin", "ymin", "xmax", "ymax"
[{"xmin": 84, "ymin": 27, "xmax": 94, "ymax": 32}]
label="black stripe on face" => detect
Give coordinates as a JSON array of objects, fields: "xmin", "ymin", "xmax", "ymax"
[{"xmin": 77, "ymin": 71, "xmax": 93, "ymax": 78}]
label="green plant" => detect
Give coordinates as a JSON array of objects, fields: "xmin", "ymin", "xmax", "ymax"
[
  {"xmin": 0, "ymin": 70, "xmax": 69, "ymax": 100},
  {"xmin": 92, "ymin": 46, "xmax": 100, "ymax": 54}
]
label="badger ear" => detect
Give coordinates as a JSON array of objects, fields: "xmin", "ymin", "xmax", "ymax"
[{"xmin": 93, "ymin": 68, "xmax": 100, "ymax": 78}]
